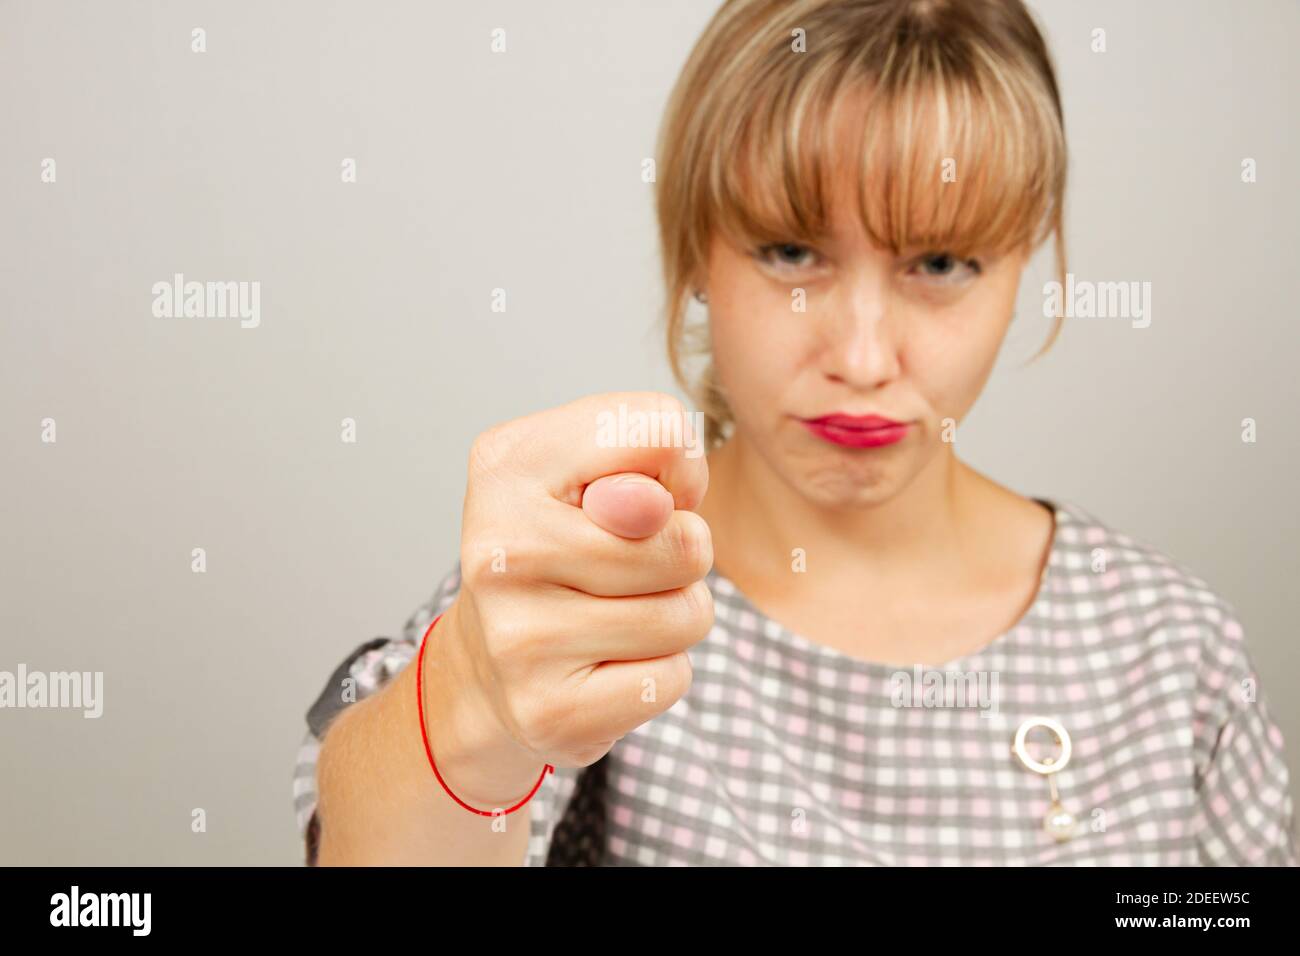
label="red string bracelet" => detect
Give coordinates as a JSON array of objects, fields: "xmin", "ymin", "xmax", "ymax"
[{"xmin": 415, "ymin": 612, "xmax": 554, "ymax": 816}]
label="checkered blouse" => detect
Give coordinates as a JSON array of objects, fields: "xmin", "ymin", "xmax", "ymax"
[{"xmin": 293, "ymin": 497, "xmax": 1297, "ymax": 865}]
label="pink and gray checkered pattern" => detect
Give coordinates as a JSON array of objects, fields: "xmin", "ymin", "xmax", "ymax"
[{"xmin": 294, "ymin": 497, "xmax": 1297, "ymax": 865}]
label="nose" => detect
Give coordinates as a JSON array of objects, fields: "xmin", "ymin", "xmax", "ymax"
[{"xmin": 817, "ymin": 268, "xmax": 902, "ymax": 391}]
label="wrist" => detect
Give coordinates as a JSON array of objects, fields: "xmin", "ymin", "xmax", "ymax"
[{"xmin": 418, "ymin": 603, "xmax": 551, "ymax": 812}]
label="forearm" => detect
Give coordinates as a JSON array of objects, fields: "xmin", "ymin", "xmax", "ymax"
[{"xmin": 314, "ymin": 607, "xmax": 542, "ymax": 866}]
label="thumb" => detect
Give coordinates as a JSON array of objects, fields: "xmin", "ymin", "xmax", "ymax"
[{"xmin": 581, "ymin": 473, "xmax": 675, "ymax": 540}]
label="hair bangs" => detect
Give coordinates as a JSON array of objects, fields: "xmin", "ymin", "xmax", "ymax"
[{"xmin": 710, "ymin": 57, "xmax": 1060, "ymax": 263}]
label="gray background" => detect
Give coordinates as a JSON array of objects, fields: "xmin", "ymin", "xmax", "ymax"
[{"xmin": 1, "ymin": 0, "xmax": 1296, "ymax": 864}]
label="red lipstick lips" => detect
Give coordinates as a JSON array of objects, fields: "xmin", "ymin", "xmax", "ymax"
[{"xmin": 800, "ymin": 413, "xmax": 910, "ymax": 448}]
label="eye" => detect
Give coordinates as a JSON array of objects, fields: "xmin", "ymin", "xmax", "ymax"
[
  {"xmin": 754, "ymin": 242, "xmax": 822, "ymax": 271},
  {"xmin": 909, "ymin": 252, "xmax": 983, "ymax": 283}
]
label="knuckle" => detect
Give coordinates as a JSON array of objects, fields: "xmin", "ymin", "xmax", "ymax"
[
  {"xmin": 645, "ymin": 390, "xmax": 687, "ymax": 419},
  {"xmin": 661, "ymin": 652, "xmax": 695, "ymax": 702},
  {"xmin": 467, "ymin": 427, "xmax": 503, "ymax": 476},
  {"xmin": 673, "ymin": 511, "xmax": 713, "ymax": 577},
  {"xmin": 673, "ymin": 579, "xmax": 714, "ymax": 634},
  {"xmin": 605, "ymin": 390, "xmax": 684, "ymax": 416},
  {"xmin": 467, "ymin": 420, "xmax": 525, "ymax": 481},
  {"xmin": 609, "ymin": 390, "xmax": 688, "ymax": 431},
  {"xmin": 690, "ymin": 579, "xmax": 715, "ymax": 633},
  {"xmin": 665, "ymin": 513, "xmax": 700, "ymax": 572},
  {"xmin": 568, "ymin": 741, "xmax": 616, "ymax": 767}
]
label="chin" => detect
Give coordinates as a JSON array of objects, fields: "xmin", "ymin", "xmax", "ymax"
[
  {"xmin": 803, "ymin": 472, "xmax": 900, "ymax": 509},
  {"xmin": 784, "ymin": 452, "xmax": 905, "ymax": 509}
]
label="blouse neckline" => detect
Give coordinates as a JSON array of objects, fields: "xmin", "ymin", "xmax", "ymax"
[{"xmin": 705, "ymin": 496, "xmax": 1070, "ymax": 674}]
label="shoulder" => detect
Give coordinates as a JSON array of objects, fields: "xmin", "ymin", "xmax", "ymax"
[
  {"xmin": 1046, "ymin": 500, "xmax": 1293, "ymax": 803},
  {"xmin": 1051, "ymin": 498, "xmax": 1242, "ymax": 632},
  {"xmin": 1048, "ymin": 498, "xmax": 1260, "ymax": 715}
]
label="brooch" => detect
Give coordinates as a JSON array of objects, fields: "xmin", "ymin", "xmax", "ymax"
[{"xmin": 1012, "ymin": 716, "xmax": 1076, "ymax": 843}]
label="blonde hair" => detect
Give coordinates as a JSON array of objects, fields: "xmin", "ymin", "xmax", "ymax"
[{"xmin": 654, "ymin": 0, "xmax": 1069, "ymax": 449}]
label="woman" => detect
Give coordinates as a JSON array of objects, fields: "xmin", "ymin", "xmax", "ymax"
[{"xmin": 294, "ymin": 0, "xmax": 1296, "ymax": 865}]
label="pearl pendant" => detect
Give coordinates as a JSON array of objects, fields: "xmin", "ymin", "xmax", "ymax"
[{"xmin": 1043, "ymin": 800, "xmax": 1076, "ymax": 842}]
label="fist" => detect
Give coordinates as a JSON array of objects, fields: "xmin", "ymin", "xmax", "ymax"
[{"xmin": 447, "ymin": 392, "xmax": 713, "ymax": 776}]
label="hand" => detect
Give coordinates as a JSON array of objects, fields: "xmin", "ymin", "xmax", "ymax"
[{"xmin": 425, "ymin": 392, "xmax": 713, "ymax": 807}]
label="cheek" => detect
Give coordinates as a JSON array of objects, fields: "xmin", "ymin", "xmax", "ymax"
[
  {"xmin": 709, "ymin": 298, "xmax": 804, "ymax": 399},
  {"xmin": 907, "ymin": 295, "xmax": 1013, "ymax": 416}
]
